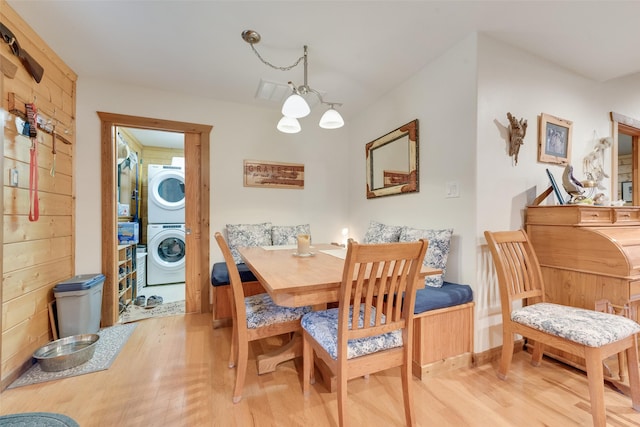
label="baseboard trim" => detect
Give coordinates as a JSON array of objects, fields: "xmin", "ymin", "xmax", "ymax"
[
  {"xmin": 474, "ymin": 339, "xmax": 525, "ymax": 367},
  {"xmin": 412, "ymin": 353, "xmax": 474, "ymax": 379}
]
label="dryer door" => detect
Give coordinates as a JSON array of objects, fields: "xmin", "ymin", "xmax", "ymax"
[{"xmin": 150, "ymin": 170, "xmax": 185, "ymax": 211}]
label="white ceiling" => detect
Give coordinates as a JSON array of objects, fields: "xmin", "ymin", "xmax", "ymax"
[{"xmin": 7, "ymin": 1, "xmax": 640, "ymax": 138}]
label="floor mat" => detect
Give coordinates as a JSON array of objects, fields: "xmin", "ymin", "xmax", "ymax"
[
  {"xmin": 119, "ymin": 299, "xmax": 185, "ymax": 323},
  {"xmin": 8, "ymin": 323, "xmax": 137, "ymax": 389},
  {"xmin": 0, "ymin": 412, "xmax": 79, "ymax": 426}
]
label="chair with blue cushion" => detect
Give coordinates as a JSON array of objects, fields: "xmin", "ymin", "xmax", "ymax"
[
  {"xmin": 485, "ymin": 229, "xmax": 640, "ymax": 426},
  {"xmin": 301, "ymin": 238, "xmax": 428, "ymax": 427},
  {"xmin": 214, "ymin": 232, "xmax": 312, "ymax": 403}
]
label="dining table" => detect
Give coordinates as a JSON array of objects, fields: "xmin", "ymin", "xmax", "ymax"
[{"xmin": 239, "ymin": 242, "xmax": 442, "ymax": 384}]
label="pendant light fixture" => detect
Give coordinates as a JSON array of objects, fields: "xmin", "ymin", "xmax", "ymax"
[
  {"xmin": 276, "ymin": 116, "xmax": 301, "ymax": 134},
  {"xmin": 242, "ymin": 29, "xmax": 344, "ymax": 133},
  {"xmin": 281, "ymin": 91, "xmax": 310, "ymax": 119},
  {"xmin": 319, "ymin": 105, "xmax": 345, "ymax": 129}
]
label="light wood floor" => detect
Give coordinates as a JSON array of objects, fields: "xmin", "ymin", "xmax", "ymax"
[{"xmin": 2, "ymin": 313, "xmax": 640, "ymax": 426}]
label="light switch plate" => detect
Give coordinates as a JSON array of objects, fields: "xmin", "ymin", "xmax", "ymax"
[
  {"xmin": 9, "ymin": 168, "xmax": 18, "ymax": 187},
  {"xmin": 445, "ymin": 181, "xmax": 459, "ymax": 198}
]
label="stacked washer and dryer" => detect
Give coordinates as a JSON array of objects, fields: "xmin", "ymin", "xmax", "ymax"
[{"xmin": 146, "ymin": 164, "xmax": 186, "ymax": 285}]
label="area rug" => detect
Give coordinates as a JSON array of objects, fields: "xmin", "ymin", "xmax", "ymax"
[
  {"xmin": 8, "ymin": 323, "xmax": 137, "ymax": 389},
  {"xmin": 119, "ymin": 300, "xmax": 185, "ymax": 324},
  {"xmin": 0, "ymin": 412, "xmax": 79, "ymax": 426}
]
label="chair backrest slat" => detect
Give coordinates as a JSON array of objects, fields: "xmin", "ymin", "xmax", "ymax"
[
  {"xmin": 338, "ymin": 239, "xmax": 428, "ymax": 346},
  {"xmin": 484, "ymin": 230, "xmax": 545, "ymax": 320}
]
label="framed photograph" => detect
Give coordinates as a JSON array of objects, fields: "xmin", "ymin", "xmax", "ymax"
[
  {"xmin": 622, "ymin": 181, "xmax": 633, "ymax": 203},
  {"xmin": 538, "ymin": 113, "xmax": 572, "ymax": 165}
]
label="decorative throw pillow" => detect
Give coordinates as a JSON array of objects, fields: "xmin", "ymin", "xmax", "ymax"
[
  {"xmin": 399, "ymin": 227, "xmax": 453, "ymax": 288},
  {"xmin": 363, "ymin": 220, "xmax": 403, "ymax": 243},
  {"xmin": 271, "ymin": 224, "xmax": 311, "ymax": 246},
  {"xmin": 226, "ymin": 222, "xmax": 273, "ymax": 264}
]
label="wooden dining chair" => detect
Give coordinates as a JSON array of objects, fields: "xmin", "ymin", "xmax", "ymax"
[
  {"xmin": 214, "ymin": 232, "xmax": 312, "ymax": 403},
  {"xmin": 484, "ymin": 229, "xmax": 640, "ymax": 426},
  {"xmin": 301, "ymin": 239, "xmax": 428, "ymax": 427}
]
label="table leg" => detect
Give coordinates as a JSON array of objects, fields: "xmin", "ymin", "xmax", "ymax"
[
  {"xmin": 257, "ymin": 333, "xmax": 303, "ymax": 375},
  {"xmin": 255, "ymin": 332, "xmax": 338, "ymax": 393},
  {"xmin": 256, "ymin": 303, "xmax": 329, "ymax": 375}
]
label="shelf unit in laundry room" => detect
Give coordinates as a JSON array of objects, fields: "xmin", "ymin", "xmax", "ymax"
[{"xmin": 117, "ymin": 244, "xmax": 137, "ymax": 314}]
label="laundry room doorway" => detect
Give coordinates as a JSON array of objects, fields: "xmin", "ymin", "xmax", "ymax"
[
  {"xmin": 118, "ymin": 128, "xmax": 185, "ymax": 307},
  {"xmin": 98, "ymin": 112, "xmax": 212, "ymax": 326}
]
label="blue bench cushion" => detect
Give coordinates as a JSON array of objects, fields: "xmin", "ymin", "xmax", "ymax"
[
  {"xmin": 414, "ymin": 281, "xmax": 473, "ymax": 315},
  {"xmin": 211, "ymin": 262, "xmax": 257, "ymax": 286},
  {"xmin": 211, "ymin": 263, "xmax": 472, "ymax": 315}
]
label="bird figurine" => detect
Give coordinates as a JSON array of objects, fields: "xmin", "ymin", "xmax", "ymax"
[{"xmin": 562, "ymin": 164, "xmax": 585, "ymax": 203}]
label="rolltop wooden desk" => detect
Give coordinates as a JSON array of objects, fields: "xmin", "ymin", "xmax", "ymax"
[{"xmin": 525, "ymin": 205, "xmax": 640, "ymax": 369}]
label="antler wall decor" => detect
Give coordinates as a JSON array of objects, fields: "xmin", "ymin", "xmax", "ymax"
[{"xmin": 507, "ymin": 112, "xmax": 527, "ymax": 165}]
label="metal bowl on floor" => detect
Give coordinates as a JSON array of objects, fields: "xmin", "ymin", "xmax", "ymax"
[{"xmin": 33, "ymin": 334, "xmax": 100, "ymax": 372}]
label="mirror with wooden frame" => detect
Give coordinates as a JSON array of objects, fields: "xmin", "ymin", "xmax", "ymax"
[{"xmin": 366, "ymin": 119, "xmax": 419, "ymax": 199}]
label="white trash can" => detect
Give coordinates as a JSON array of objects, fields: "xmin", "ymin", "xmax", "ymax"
[{"xmin": 54, "ymin": 274, "xmax": 105, "ymax": 338}]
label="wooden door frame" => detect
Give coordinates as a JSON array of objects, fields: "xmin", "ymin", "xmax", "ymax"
[
  {"xmin": 98, "ymin": 112, "xmax": 211, "ymax": 326},
  {"xmin": 610, "ymin": 112, "xmax": 640, "ymax": 205}
]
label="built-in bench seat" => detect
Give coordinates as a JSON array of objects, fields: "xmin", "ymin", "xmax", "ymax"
[
  {"xmin": 211, "ymin": 262, "xmax": 474, "ymax": 379},
  {"xmin": 412, "ymin": 282, "xmax": 474, "ymax": 379},
  {"xmin": 211, "ymin": 222, "xmax": 311, "ymax": 327}
]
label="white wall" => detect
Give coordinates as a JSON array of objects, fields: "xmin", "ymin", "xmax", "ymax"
[
  {"xmin": 601, "ymin": 72, "xmax": 640, "ymax": 202},
  {"xmin": 475, "ymin": 34, "xmax": 638, "ymax": 352},
  {"xmin": 349, "ymin": 31, "xmax": 640, "ymax": 354},
  {"xmin": 601, "ymin": 71, "xmax": 640, "ymax": 129},
  {"xmin": 347, "ymin": 34, "xmax": 478, "ymax": 297},
  {"xmin": 75, "ymin": 34, "xmax": 640, "ymax": 355},
  {"xmin": 75, "ymin": 78, "xmax": 350, "ymax": 274}
]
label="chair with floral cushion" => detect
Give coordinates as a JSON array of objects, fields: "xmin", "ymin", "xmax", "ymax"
[
  {"xmin": 301, "ymin": 238, "xmax": 428, "ymax": 427},
  {"xmin": 214, "ymin": 232, "xmax": 312, "ymax": 403},
  {"xmin": 484, "ymin": 229, "xmax": 640, "ymax": 426}
]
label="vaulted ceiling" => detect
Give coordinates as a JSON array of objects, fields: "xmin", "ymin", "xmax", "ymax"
[{"xmin": 8, "ymin": 1, "xmax": 640, "ymax": 121}]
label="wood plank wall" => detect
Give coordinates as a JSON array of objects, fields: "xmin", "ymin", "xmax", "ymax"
[{"xmin": 1, "ymin": 1, "xmax": 77, "ymax": 389}]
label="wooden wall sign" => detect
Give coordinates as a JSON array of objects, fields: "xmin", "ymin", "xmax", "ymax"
[
  {"xmin": 383, "ymin": 170, "xmax": 410, "ymax": 187},
  {"xmin": 243, "ymin": 160, "xmax": 304, "ymax": 189}
]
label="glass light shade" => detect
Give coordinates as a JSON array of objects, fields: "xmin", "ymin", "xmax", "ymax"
[
  {"xmin": 281, "ymin": 94, "xmax": 310, "ymax": 118},
  {"xmin": 277, "ymin": 116, "xmax": 301, "ymax": 134},
  {"xmin": 319, "ymin": 108, "xmax": 344, "ymax": 129}
]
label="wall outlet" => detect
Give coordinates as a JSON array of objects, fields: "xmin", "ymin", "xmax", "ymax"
[{"xmin": 445, "ymin": 181, "xmax": 459, "ymax": 198}]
